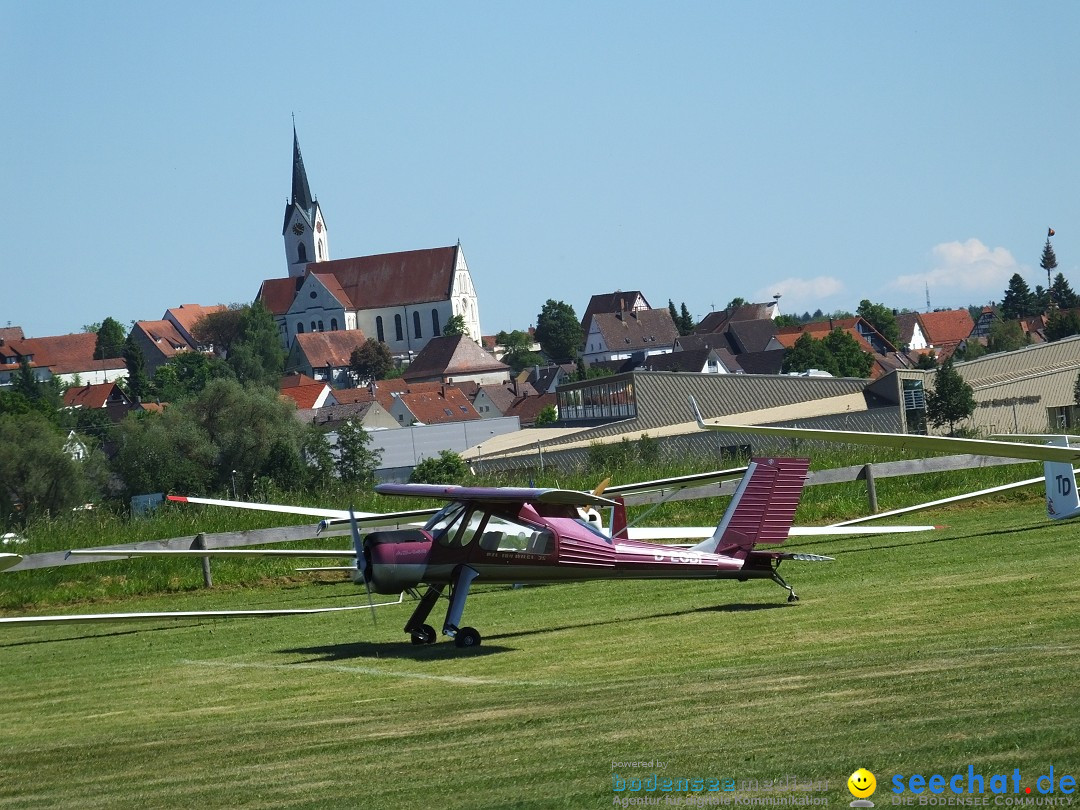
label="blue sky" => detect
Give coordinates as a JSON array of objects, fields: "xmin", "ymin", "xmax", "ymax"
[{"xmin": 4, "ymin": 1, "xmax": 1079, "ymax": 339}]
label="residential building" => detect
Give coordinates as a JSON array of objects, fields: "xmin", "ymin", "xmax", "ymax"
[
  {"xmin": 401, "ymin": 335, "xmax": 510, "ymax": 386},
  {"xmin": 0, "ymin": 331, "xmax": 126, "ymax": 386},
  {"xmin": 286, "ymin": 329, "xmax": 372, "ymax": 387},
  {"xmin": 581, "ymin": 308, "xmax": 680, "ymax": 367}
]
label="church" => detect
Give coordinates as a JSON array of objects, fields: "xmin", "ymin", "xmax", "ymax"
[{"xmin": 257, "ymin": 129, "xmax": 482, "ymax": 358}]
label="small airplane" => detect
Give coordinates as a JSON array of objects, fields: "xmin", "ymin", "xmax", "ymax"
[
  {"xmin": 0, "ymin": 458, "xmax": 835, "ymax": 647},
  {"xmin": 688, "ymin": 396, "xmax": 1080, "ymax": 523}
]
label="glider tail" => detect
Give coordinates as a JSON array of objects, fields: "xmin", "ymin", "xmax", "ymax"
[
  {"xmin": 1043, "ymin": 437, "xmax": 1080, "ymax": 520},
  {"xmin": 691, "ymin": 457, "xmax": 810, "ymax": 556}
]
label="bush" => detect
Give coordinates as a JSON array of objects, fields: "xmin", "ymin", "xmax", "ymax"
[{"xmin": 409, "ymin": 450, "xmax": 470, "ymax": 484}]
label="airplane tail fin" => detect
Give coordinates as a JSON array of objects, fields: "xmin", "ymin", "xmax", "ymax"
[
  {"xmin": 610, "ymin": 497, "xmax": 629, "ymax": 540},
  {"xmin": 1043, "ymin": 437, "xmax": 1080, "ymax": 520},
  {"xmin": 691, "ymin": 458, "xmax": 810, "ymax": 556}
]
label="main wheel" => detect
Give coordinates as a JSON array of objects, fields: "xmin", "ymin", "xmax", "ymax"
[
  {"xmin": 454, "ymin": 626, "xmax": 481, "ymax": 648},
  {"xmin": 410, "ymin": 624, "xmax": 437, "ymax": 645}
]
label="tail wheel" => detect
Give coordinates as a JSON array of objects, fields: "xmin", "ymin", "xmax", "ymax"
[
  {"xmin": 410, "ymin": 624, "xmax": 437, "ymax": 645},
  {"xmin": 454, "ymin": 627, "xmax": 481, "ymax": 648}
]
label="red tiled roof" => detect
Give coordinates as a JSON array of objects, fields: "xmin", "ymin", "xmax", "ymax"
[
  {"xmin": 0, "ymin": 327, "xmax": 25, "ymax": 344},
  {"xmin": 280, "ymin": 373, "xmax": 320, "ymax": 389},
  {"xmin": 280, "ymin": 382, "xmax": 331, "ymax": 410},
  {"xmin": 166, "ymin": 304, "xmax": 228, "ymax": 336},
  {"xmin": 402, "ymin": 335, "xmax": 509, "ymax": 382},
  {"xmin": 0, "ymin": 332, "xmax": 126, "ymax": 375},
  {"xmin": 918, "ymin": 309, "xmax": 975, "ymax": 346},
  {"xmin": 292, "ymin": 330, "xmax": 370, "ymax": 369},
  {"xmin": 302, "ymin": 245, "xmax": 459, "ymax": 310},
  {"xmin": 503, "ymin": 392, "xmax": 557, "ymax": 426},
  {"xmin": 258, "ymin": 278, "xmax": 302, "ymax": 316},
  {"xmin": 133, "ymin": 320, "xmax": 191, "ymax": 360},
  {"xmin": 773, "ymin": 326, "xmax": 876, "ymax": 353},
  {"xmin": 395, "ymin": 387, "xmax": 481, "ymax": 424},
  {"xmin": 62, "ymin": 382, "xmax": 131, "ymax": 409}
]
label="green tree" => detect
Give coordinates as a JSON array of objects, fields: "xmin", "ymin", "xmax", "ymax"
[
  {"xmin": 986, "ymin": 318, "xmax": 1028, "ymax": 354},
  {"xmin": 350, "ymin": 338, "xmax": 394, "ymax": 384},
  {"xmin": 0, "ymin": 412, "xmax": 105, "ymax": 526},
  {"xmin": 191, "ymin": 305, "xmax": 245, "ymax": 355},
  {"xmin": 13, "ymin": 356, "xmax": 38, "ymax": 401},
  {"xmin": 1000, "ymin": 274, "xmax": 1038, "ymax": 320},
  {"xmin": 534, "ymin": 299, "xmax": 582, "ymax": 362},
  {"xmin": 856, "ymin": 299, "xmax": 901, "ymax": 349},
  {"xmin": 409, "ymin": 449, "xmax": 469, "ymax": 484},
  {"xmin": 496, "ymin": 329, "xmax": 543, "ymax": 373},
  {"xmin": 954, "ymin": 340, "xmax": 986, "ymax": 361},
  {"xmin": 1074, "ymin": 369, "xmax": 1080, "ymax": 406},
  {"xmin": 667, "ymin": 301, "xmax": 694, "ymax": 336},
  {"xmin": 123, "ymin": 334, "xmax": 150, "ymax": 401},
  {"xmin": 725, "ymin": 297, "xmax": 747, "ymax": 310},
  {"xmin": 782, "ymin": 330, "xmax": 872, "ymax": 377},
  {"xmin": 1045, "ymin": 309, "xmax": 1080, "ymax": 342},
  {"xmin": 93, "ymin": 317, "xmax": 127, "ymax": 360},
  {"xmin": 152, "ymin": 351, "xmax": 233, "ymax": 402},
  {"xmin": 336, "ymin": 419, "xmax": 382, "ymax": 486},
  {"xmin": 926, "ymin": 357, "xmax": 976, "ymax": 434},
  {"xmin": 534, "ymin": 404, "xmax": 558, "ymax": 426},
  {"xmin": 442, "ymin": 314, "xmax": 468, "ymax": 337},
  {"xmin": 782, "ymin": 333, "xmax": 831, "ymax": 375},
  {"xmin": 914, "ymin": 351, "xmax": 939, "ymax": 369},
  {"xmin": 774, "ymin": 314, "xmax": 801, "ymax": 327},
  {"xmin": 227, "ymin": 302, "xmax": 285, "ymax": 387},
  {"xmin": 1041, "ymin": 237, "xmax": 1058, "ymax": 306},
  {"xmin": 1050, "ymin": 273, "xmax": 1079, "ymax": 310},
  {"xmin": 300, "ymin": 428, "xmax": 335, "ymax": 491}
]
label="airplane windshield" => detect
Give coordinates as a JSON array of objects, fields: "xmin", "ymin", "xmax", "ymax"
[{"xmin": 425, "ymin": 502, "xmax": 466, "ymax": 540}]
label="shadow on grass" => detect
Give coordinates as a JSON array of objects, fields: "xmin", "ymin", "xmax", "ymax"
[
  {"xmin": 0, "ymin": 623, "xmax": 194, "ymax": 648},
  {"xmin": 280, "ymin": 639, "xmax": 514, "ymax": 661}
]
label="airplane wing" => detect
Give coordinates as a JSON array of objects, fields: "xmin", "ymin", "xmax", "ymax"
[
  {"xmin": 603, "ymin": 467, "xmax": 748, "ymax": 496},
  {"xmin": 0, "ymin": 553, "xmax": 21, "ymax": 572},
  {"xmin": 167, "ymin": 495, "xmax": 438, "ymax": 526},
  {"xmin": 624, "ymin": 525, "xmax": 937, "ymax": 542},
  {"xmin": 688, "ymin": 411, "xmax": 1080, "ymax": 463},
  {"xmin": 0, "ymin": 595, "xmax": 404, "ymax": 627},
  {"xmin": 66, "ymin": 549, "xmax": 358, "ymax": 560},
  {"xmin": 376, "ymin": 483, "xmax": 620, "ymax": 507}
]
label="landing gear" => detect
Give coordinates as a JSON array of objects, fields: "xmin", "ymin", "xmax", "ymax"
[
  {"xmin": 454, "ymin": 627, "xmax": 481, "ymax": 648},
  {"xmin": 410, "ymin": 624, "xmax": 437, "ymax": 645},
  {"xmin": 771, "ymin": 569, "xmax": 799, "ymax": 602}
]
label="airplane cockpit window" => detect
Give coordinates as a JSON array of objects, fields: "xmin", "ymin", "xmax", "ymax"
[
  {"xmin": 426, "ymin": 502, "xmax": 466, "ymax": 544},
  {"xmin": 427, "ymin": 503, "xmax": 489, "ymax": 548},
  {"xmin": 476, "ymin": 513, "xmax": 554, "ymax": 555}
]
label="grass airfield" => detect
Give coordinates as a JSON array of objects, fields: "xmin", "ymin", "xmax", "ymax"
[{"xmin": 0, "ymin": 499, "xmax": 1077, "ymax": 809}]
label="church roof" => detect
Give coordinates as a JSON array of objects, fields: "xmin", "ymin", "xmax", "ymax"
[
  {"xmin": 402, "ymin": 334, "xmax": 509, "ymax": 382},
  {"xmin": 306, "ymin": 245, "xmax": 461, "ymax": 310},
  {"xmin": 258, "ymin": 277, "xmax": 302, "ymax": 316},
  {"xmin": 292, "ymin": 329, "xmax": 370, "ymax": 369},
  {"xmin": 282, "ymin": 127, "xmax": 317, "ymax": 234}
]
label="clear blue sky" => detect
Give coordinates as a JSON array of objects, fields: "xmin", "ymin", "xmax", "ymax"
[{"xmin": 4, "ymin": 1, "xmax": 1079, "ymax": 339}]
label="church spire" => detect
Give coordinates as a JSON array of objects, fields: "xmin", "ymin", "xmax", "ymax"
[{"xmin": 291, "ymin": 125, "xmax": 315, "ymax": 217}]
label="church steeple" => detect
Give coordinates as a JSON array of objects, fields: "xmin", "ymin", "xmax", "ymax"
[{"xmin": 282, "ymin": 124, "xmax": 329, "ymax": 278}]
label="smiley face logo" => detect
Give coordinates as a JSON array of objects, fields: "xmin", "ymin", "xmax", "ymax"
[{"xmin": 848, "ymin": 768, "xmax": 877, "ymax": 799}]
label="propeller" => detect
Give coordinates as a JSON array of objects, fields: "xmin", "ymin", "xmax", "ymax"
[{"xmin": 349, "ymin": 506, "xmax": 376, "ymax": 626}]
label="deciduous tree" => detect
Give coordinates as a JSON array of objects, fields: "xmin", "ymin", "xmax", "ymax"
[
  {"xmin": 336, "ymin": 419, "xmax": 382, "ymax": 486},
  {"xmin": 856, "ymin": 299, "xmax": 901, "ymax": 349},
  {"xmin": 926, "ymin": 357, "xmax": 976, "ymax": 434},
  {"xmin": 350, "ymin": 338, "xmax": 394, "ymax": 384},
  {"xmin": 442, "ymin": 314, "xmax": 468, "ymax": 337}
]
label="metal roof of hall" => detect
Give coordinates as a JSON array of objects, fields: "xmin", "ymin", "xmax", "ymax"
[{"xmin": 549, "ymin": 370, "xmax": 870, "ymax": 447}]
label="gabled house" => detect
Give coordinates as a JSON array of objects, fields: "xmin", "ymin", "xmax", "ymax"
[
  {"xmin": 517, "ymin": 363, "xmax": 574, "ymax": 394},
  {"xmin": 164, "ymin": 304, "xmax": 228, "ymax": 352},
  {"xmin": 581, "ymin": 308, "xmax": 679, "ymax": 367},
  {"xmin": 640, "ymin": 347, "xmax": 736, "ymax": 374},
  {"xmin": 401, "ymin": 335, "xmax": 510, "ymax": 386},
  {"xmin": 918, "ymin": 309, "xmax": 976, "ymax": 352},
  {"xmin": 279, "ymin": 374, "xmax": 336, "ymax": 410},
  {"xmin": 503, "ymin": 391, "xmax": 557, "ymax": 427},
  {"xmin": 387, "ymin": 386, "xmax": 482, "ymax": 427},
  {"xmin": 694, "ymin": 301, "xmax": 780, "ymax": 335},
  {"xmin": 286, "ymin": 329, "xmax": 371, "ymax": 387},
  {"xmin": 895, "ymin": 313, "xmax": 931, "ymax": 351},
  {"xmin": 128, "ymin": 319, "xmax": 194, "ymax": 374},
  {"xmin": 473, "ymin": 381, "xmax": 538, "ymax": 418},
  {"xmin": 0, "ymin": 332, "xmax": 126, "ymax": 386},
  {"xmin": 62, "ymin": 381, "xmax": 135, "ymax": 423},
  {"xmin": 580, "ymin": 291, "xmax": 651, "ymax": 334},
  {"xmin": 299, "ymin": 400, "xmax": 400, "ymax": 431},
  {"xmin": 771, "ymin": 317, "xmax": 897, "ymax": 355}
]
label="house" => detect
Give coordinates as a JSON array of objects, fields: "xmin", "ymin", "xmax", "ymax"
[
  {"xmin": 516, "ymin": 363, "xmax": 574, "ymax": 394},
  {"xmin": 917, "ymin": 309, "xmax": 976, "ymax": 352},
  {"xmin": 401, "ymin": 335, "xmax": 510, "ymax": 386},
  {"xmin": 473, "ymin": 381, "xmax": 538, "ymax": 418},
  {"xmin": 694, "ymin": 301, "xmax": 780, "ymax": 335},
  {"xmin": 640, "ymin": 347, "xmax": 734, "ymax": 374},
  {"xmin": 0, "ymin": 332, "xmax": 126, "ymax": 386},
  {"xmin": 895, "ymin": 313, "xmax": 931, "ymax": 351},
  {"xmin": 770, "ymin": 317, "xmax": 897, "ymax": 355},
  {"xmin": 298, "ymin": 400, "xmax": 400, "ymax": 431},
  {"xmin": 62, "ymin": 381, "xmax": 135, "ymax": 423},
  {"xmin": 580, "ymin": 291, "xmax": 651, "ymax": 335},
  {"xmin": 259, "ymin": 129, "xmax": 482, "ymax": 355},
  {"xmin": 503, "ymin": 391, "xmax": 557, "ymax": 427},
  {"xmin": 581, "ymin": 308, "xmax": 680, "ymax": 367},
  {"xmin": 387, "ymin": 386, "xmax": 482, "ymax": 427},
  {"xmin": 128, "ymin": 319, "xmax": 194, "ymax": 374},
  {"xmin": 285, "ymin": 329, "xmax": 371, "ymax": 387},
  {"xmin": 279, "ymin": 374, "xmax": 335, "ymax": 410},
  {"xmin": 164, "ymin": 304, "xmax": 228, "ymax": 352}
]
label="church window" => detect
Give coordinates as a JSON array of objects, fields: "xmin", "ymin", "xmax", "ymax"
[
  {"xmin": 394, "ymin": 315, "xmax": 403, "ymax": 342},
  {"xmin": 311, "ymin": 321, "xmax": 317, "ymax": 332},
  {"xmin": 317, "ymin": 241, "xmax": 323, "ymax": 259},
  {"xmin": 413, "ymin": 312, "xmax": 422, "ymax": 339},
  {"xmin": 297, "ymin": 243, "xmax": 307, "ymax": 263},
  {"xmin": 432, "ymin": 309, "xmax": 440, "ymax": 335},
  {"xmin": 376, "ymin": 316, "xmax": 385, "ymax": 343},
  {"xmin": 330, "ymin": 318, "xmax": 338, "ymax": 331},
  {"xmin": 297, "ymin": 323, "xmax": 305, "ymax": 334},
  {"xmin": 318, "ymin": 321, "xmax": 324, "ymax": 332}
]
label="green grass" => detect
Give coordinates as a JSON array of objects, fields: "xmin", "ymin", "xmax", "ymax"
[{"xmin": 0, "ymin": 496, "xmax": 1077, "ymax": 809}]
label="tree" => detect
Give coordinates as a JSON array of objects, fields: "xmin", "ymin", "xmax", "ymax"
[
  {"xmin": 227, "ymin": 302, "xmax": 285, "ymax": 387},
  {"xmin": 725, "ymin": 297, "xmax": 747, "ymax": 310},
  {"xmin": 954, "ymin": 340, "xmax": 986, "ymax": 361},
  {"xmin": 336, "ymin": 419, "xmax": 382, "ymax": 486},
  {"xmin": 0, "ymin": 411, "xmax": 106, "ymax": 526},
  {"xmin": 93, "ymin": 317, "xmax": 127, "ymax": 360},
  {"xmin": 914, "ymin": 351, "xmax": 938, "ymax": 369},
  {"xmin": 151, "ymin": 351, "xmax": 233, "ymax": 402},
  {"xmin": 1045, "ymin": 308, "xmax": 1080, "ymax": 342},
  {"xmin": 926, "ymin": 357, "xmax": 976, "ymax": 434},
  {"xmin": 668, "ymin": 300, "xmax": 695, "ymax": 336},
  {"xmin": 774, "ymin": 314, "xmax": 801, "ymax": 327},
  {"xmin": 781, "ymin": 333, "xmax": 831, "ymax": 375},
  {"xmin": 496, "ymin": 329, "xmax": 544, "ymax": 373},
  {"xmin": 1000, "ymin": 274, "xmax": 1038, "ymax": 320},
  {"xmin": 1041, "ymin": 237, "xmax": 1059, "ymax": 306},
  {"xmin": 409, "ymin": 449, "xmax": 469, "ymax": 484},
  {"xmin": 123, "ymin": 334, "xmax": 150, "ymax": 401},
  {"xmin": 442, "ymin": 314, "xmax": 468, "ymax": 337},
  {"xmin": 856, "ymin": 299, "xmax": 901, "ymax": 349},
  {"xmin": 191, "ymin": 305, "xmax": 245, "ymax": 355},
  {"xmin": 1050, "ymin": 273, "xmax": 1079, "ymax": 310},
  {"xmin": 349, "ymin": 338, "xmax": 394, "ymax": 384},
  {"xmin": 1074, "ymin": 369, "xmax": 1080, "ymax": 407},
  {"xmin": 534, "ymin": 405, "xmax": 558, "ymax": 426},
  {"xmin": 781, "ymin": 329, "xmax": 872, "ymax": 377},
  {"xmin": 534, "ymin": 299, "xmax": 582, "ymax": 362},
  {"xmin": 986, "ymin": 318, "xmax": 1027, "ymax": 354}
]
